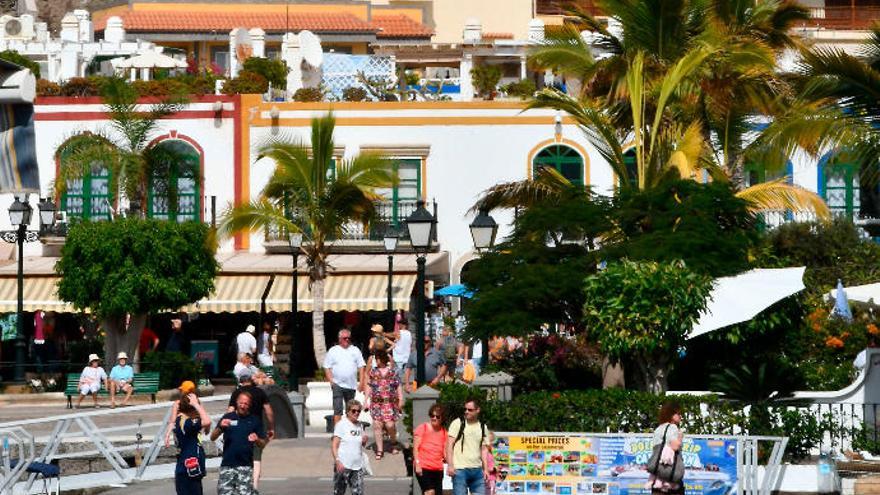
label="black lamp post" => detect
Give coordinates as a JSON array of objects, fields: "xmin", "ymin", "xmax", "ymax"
[
  {"xmin": 405, "ymin": 201, "xmax": 436, "ymax": 386},
  {"xmin": 288, "ymin": 231, "xmax": 303, "ymax": 391},
  {"xmin": 469, "ymin": 208, "xmax": 497, "ymax": 368},
  {"xmin": 1, "ymin": 195, "xmax": 55, "ymax": 382},
  {"xmin": 383, "ymin": 227, "xmax": 399, "ymax": 333}
]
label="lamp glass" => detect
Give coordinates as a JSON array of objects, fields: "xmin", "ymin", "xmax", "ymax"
[
  {"xmin": 38, "ymin": 198, "xmax": 56, "ymax": 226},
  {"xmin": 383, "ymin": 231, "xmax": 399, "ymax": 252},
  {"xmin": 8, "ymin": 198, "xmax": 27, "ymax": 227},
  {"xmin": 469, "ymin": 210, "xmax": 498, "ymax": 250},
  {"xmin": 405, "ymin": 202, "xmax": 436, "ymax": 251},
  {"xmin": 288, "ymin": 232, "xmax": 303, "ymax": 249}
]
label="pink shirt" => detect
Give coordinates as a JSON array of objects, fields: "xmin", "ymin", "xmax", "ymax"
[{"xmin": 414, "ymin": 423, "xmax": 447, "ymax": 471}]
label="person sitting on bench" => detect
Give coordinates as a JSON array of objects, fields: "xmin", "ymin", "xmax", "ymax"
[
  {"xmin": 76, "ymin": 354, "xmax": 107, "ymax": 409},
  {"xmin": 109, "ymin": 352, "xmax": 134, "ymax": 408}
]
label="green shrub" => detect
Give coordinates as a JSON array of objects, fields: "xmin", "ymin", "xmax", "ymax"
[
  {"xmin": 293, "ymin": 87, "xmax": 324, "ymax": 102},
  {"xmin": 470, "ymin": 65, "xmax": 502, "ymax": 99},
  {"xmin": 60, "ymin": 77, "xmax": 100, "ymax": 97},
  {"xmin": 142, "ymin": 351, "xmax": 204, "ymax": 390},
  {"xmin": 482, "ymin": 335, "xmax": 602, "ymax": 393},
  {"xmin": 501, "ymin": 79, "xmax": 536, "ymax": 99},
  {"xmin": 221, "ymin": 70, "xmax": 268, "ymax": 95},
  {"xmin": 404, "ymin": 71, "xmax": 420, "ymax": 87},
  {"xmin": 36, "ymin": 79, "xmax": 61, "ymax": 96},
  {"xmin": 242, "ymin": 57, "xmax": 288, "ymax": 88},
  {"xmin": 178, "ymin": 73, "xmax": 218, "ymax": 95},
  {"xmin": 0, "ymin": 50, "xmax": 40, "ymax": 78},
  {"xmin": 342, "ymin": 86, "xmax": 368, "ymax": 102},
  {"xmin": 132, "ymin": 79, "xmax": 190, "ymax": 98}
]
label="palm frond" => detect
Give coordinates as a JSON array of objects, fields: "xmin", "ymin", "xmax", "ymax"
[
  {"xmin": 736, "ymin": 178, "xmax": 830, "ymax": 217},
  {"xmin": 470, "ymin": 167, "xmax": 574, "ymax": 213},
  {"xmin": 218, "ymin": 198, "xmax": 300, "ymax": 239}
]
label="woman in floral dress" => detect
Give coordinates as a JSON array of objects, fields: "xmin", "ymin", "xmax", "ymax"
[{"xmin": 365, "ymin": 351, "xmax": 403, "ymax": 459}]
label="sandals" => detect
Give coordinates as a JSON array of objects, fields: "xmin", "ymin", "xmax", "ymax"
[{"xmin": 375, "ymin": 451, "xmax": 384, "ymax": 460}]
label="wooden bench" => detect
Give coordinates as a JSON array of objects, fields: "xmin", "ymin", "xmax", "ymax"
[{"xmin": 65, "ymin": 371, "xmax": 160, "ymax": 409}]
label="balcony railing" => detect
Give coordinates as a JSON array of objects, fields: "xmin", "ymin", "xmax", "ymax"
[
  {"xmin": 536, "ymin": 0, "xmax": 602, "ymax": 16},
  {"xmin": 265, "ymin": 199, "xmax": 439, "ymax": 245},
  {"xmin": 800, "ymin": 6, "xmax": 880, "ymax": 30}
]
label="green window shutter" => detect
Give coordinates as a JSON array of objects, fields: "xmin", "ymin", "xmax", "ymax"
[
  {"xmin": 60, "ymin": 145, "xmax": 112, "ymax": 221},
  {"xmin": 147, "ymin": 140, "xmax": 201, "ymax": 222},
  {"xmin": 533, "ymin": 145, "xmax": 584, "ymax": 186},
  {"xmin": 622, "ymin": 149, "xmax": 637, "ymax": 187},
  {"xmin": 823, "ymin": 155, "xmax": 859, "ymax": 218}
]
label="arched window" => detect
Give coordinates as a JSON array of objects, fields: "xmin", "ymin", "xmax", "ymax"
[
  {"xmin": 533, "ymin": 145, "xmax": 584, "ymax": 185},
  {"xmin": 147, "ymin": 139, "xmax": 201, "ymax": 222},
  {"xmin": 58, "ymin": 138, "xmax": 113, "ymax": 221},
  {"xmin": 622, "ymin": 148, "xmax": 638, "ymax": 187},
  {"xmin": 820, "ymin": 151, "xmax": 861, "ymax": 218}
]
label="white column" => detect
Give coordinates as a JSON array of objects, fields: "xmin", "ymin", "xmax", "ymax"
[
  {"xmin": 250, "ymin": 28, "xmax": 265, "ymax": 59},
  {"xmin": 141, "ymin": 67, "xmax": 150, "ymax": 81},
  {"xmin": 229, "ymin": 29, "xmax": 239, "ymax": 78},
  {"xmin": 460, "ymin": 53, "xmax": 474, "ymax": 101},
  {"xmin": 281, "ymin": 32, "xmax": 302, "ymax": 95},
  {"xmin": 59, "ymin": 47, "xmax": 79, "ymax": 82},
  {"xmin": 520, "ymin": 55, "xmax": 527, "ymax": 80},
  {"xmin": 130, "ymin": 68, "xmax": 136, "ymax": 81}
]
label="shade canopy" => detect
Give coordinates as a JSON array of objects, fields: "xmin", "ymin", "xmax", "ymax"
[
  {"xmin": 826, "ymin": 281, "xmax": 880, "ymax": 308},
  {"xmin": 114, "ymin": 52, "xmax": 187, "ymax": 69},
  {"xmin": 689, "ymin": 267, "xmax": 806, "ymax": 339},
  {"xmin": 435, "ymin": 284, "xmax": 473, "ymax": 298}
]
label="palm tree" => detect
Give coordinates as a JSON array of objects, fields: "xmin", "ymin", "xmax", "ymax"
[
  {"xmin": 219, "ymin": 114, "xmax": 396, "ymax": 364},
  {"xmin": 55, "ymin": 77, "xmax": 195, "ymax": 217},
  {"xmin": 522, "ymin": 0, "xmax": 864, "ymax": 216}
]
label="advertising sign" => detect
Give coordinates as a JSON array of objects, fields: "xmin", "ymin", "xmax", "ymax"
[
  {"xmin": 190, "ymin": 340, "xmax": 219, "ymax": 375},
  {"xmin": 492, "ymin": 433, "xmax": 738, "ymax": 495}
]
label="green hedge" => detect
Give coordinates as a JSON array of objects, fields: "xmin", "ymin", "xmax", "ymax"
[
  {"xmin": 142, "ymin": 351, "xmax": 203, "ymax": 390},
  {"xmin": 417, "ymin": 386, "xmax": 839, "ymax": 460}
]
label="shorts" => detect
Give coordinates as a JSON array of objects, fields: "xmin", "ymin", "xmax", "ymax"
[
  {"xmin": 331, "ymin": 383, "xmax": 356, "ymax": 416},
  {"xmin": 80, "ymin": 382, "xmax": 100, "ymax": 395},
  {"xmin": 112, "ymin": 380, "xmax": 131, "ymax": 390},
  {"xmin": 416, "ymin": 469, "xmax": 444, "ymax": 493},
  {"xmin": 253, "ymin": 443, "xmax": 263, "ymax": 462}
]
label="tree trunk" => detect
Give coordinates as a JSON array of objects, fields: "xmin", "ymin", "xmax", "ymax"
[
  {"xmin": 602, "ymin": 356, "xmax": 626, "ymax": 389},
  {"xmin": 312, "ymin": 277, "xmax": 327, "ymax": 365},
  {"xmin": 636, "ymin": 353, "xmax": 669, "ymax": 393},
  {"xmin": 102, "ymin": 314, "xmax": 147, "ymax": 366}
]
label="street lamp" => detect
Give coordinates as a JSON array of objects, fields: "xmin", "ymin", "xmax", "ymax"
[
  {"xmin": 405, "ymin": 201, "xmax": 436, "ymax": 386},
  {"xmin": 383, "ymin": 227, "xmax": 399, "ymax": 333},
  {"xmin": 469, "ymin": 209, "xmax": 497, "ymax": 369},
  {"xmin": 1, "ymin": 195, "xmax": 54, "ymax": 382},
  {"xmin": 287, "ymin": 231, "xmax": 303, "ymax": 391}
]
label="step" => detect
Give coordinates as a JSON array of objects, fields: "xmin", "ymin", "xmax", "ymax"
[{"xmin": 855, "ymin": 476, "xmax": 880, "ymax": 495}]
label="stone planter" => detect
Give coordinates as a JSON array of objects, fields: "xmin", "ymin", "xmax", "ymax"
[{"xmin": 304, "ymin": 380, "xmax": 372, "ymax": 426}]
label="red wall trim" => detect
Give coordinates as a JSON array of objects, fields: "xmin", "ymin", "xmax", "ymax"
[
  {"xmin": 36, "ymin": 110, "xmax": 235, "ymax": 121},
  {"xmin": 35, "ymin": 95, "xmax": 237, "ymax": 105}
]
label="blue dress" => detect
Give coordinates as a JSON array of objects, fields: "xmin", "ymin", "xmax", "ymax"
[{"xmin": 173, "ymin": 415, "xmax": 206, "ymax": 495}]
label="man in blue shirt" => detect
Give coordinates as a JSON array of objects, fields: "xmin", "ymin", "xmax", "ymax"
[
  {"xmin": 109, "ymin": 352, "xmax": 134, "ymax": 408},
  {"xmin": 210, "ymin": 391, "xmax": 267, "ymax": 495}
]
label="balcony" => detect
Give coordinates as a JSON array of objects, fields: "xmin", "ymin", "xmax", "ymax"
[
  {"xmin": 536, "ymin": 0, "xmax": 602, "ymax": 16},
  {"xmin": 263, "ymin": 199, "xmax": 440, "ymax": 254},
  {"xmin": 800, "ymin": 6, "xmax": 880, "ymax": 30}
]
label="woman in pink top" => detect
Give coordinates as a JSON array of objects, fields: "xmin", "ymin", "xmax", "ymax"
[{"xmin": 414, "ymin": 404, "xmax": 447, "ymax": 495}]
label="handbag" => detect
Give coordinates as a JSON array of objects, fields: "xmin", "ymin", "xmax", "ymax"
[{"xmin": 646, "ymin": 424, "xmax": 685, "ymax": 484}]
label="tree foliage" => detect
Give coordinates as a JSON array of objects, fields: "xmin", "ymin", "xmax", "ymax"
[
  {"xmin": 461, "ymin": 189, "xmax": 612, "ymax": 342},
  {"xmin": 0, "ymin": 50, "xmax": 39, "ymax": 78},
  {"xmin": 582, "ymin": 260, "xmax": 712, "ymax": 392},
  {"xmin": 56, "ymin": 219, "xmax": 218, "ymax": 317},
  {"xmin": 242, "ymin": 57, "xmax": 288, "ymax": 88},
  {"xmin": 608, "ymin": 180, "xmax": 759, "ymax": 276}
]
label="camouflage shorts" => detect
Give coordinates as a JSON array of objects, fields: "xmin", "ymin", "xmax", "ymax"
[
  {"xmin": 333, "ymin": 468, "xmax": 364, "ymax": 495},
  {"xmin": 218, "ymin": 466, "xmax": 255, "ymax": 495}
]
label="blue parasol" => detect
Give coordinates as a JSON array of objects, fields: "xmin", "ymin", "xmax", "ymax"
[{"xmin": 434, "ymin": 284, "xmax": 474, "ymax": 298}]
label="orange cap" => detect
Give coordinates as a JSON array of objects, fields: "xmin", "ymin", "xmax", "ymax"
[{"xmin": 178, "ymin": 380, "xmax": 196, "ymax": 394}]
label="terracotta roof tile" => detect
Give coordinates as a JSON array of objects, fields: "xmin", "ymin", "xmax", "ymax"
[
  {"xmin": 94, "ymin": 11, "xmax": 379, "ymax": 34},
  {"xmin": 482, "ymin": 32, "xmax": 514, "ymax": 40},
  {"xmin": 370, "ymin": 14, "xmax": 433, "ymax": 39}
]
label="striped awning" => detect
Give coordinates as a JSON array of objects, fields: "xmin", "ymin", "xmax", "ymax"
[
  {"xmin": 0, "ymin": 277, "xmax": 77, "ymax": 312},
  {"xmin": 265, "ymin": 273, "xmax": 417, "ymax": 312},
  {"xmin": 181, "ymin": 275, "xmax": 273, "ymax": 313}
]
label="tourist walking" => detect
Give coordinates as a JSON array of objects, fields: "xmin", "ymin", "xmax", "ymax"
[
  {"xmin": 440, "ymin": 326, "xmax": 462, "ymax": 379},
  {"xmin": 446, "ymin": 398, "xmax": 490, "ymax": 495},
  {"xmin": 257, "ymin": 321, "xmax": 275, "ymax": 367},
  {"xmin": 648, "ymin": 400, "xmax": 685, "ymax": 495},
  {"xmin": 211, "ymin": 391, "xmax": 268, "ymax": 495},
  {"xmin": 404, "ymin": 335, "xmax": 447, "ymax": 391},
  {"xmin": 324, "ymin": 329, "xmax": 366, "ymax": 424},
  {"xmin": 237, "ymin": 324, "xmax": 258, "ymax": 357},
  {"xmin": 364, "ymin": 351, "xmax": 403, "ymax": 459},
  {"xmin": 75, "ymin": 354, "xmax": 107, "ymax": 409},
  {"xmin": 171, "ymin": 381, "xmax": 211, "ymax": 495},
  {"xmin": 414, "ymin": 404, "xmax": 447, "ymax": 495},
  {"xmin": 108, "ymin": 352, "xmax": 134, "ymax": 408},
  {"xmin": 368, "ymin": 323, "xmax": 394, "ymax": 355},
  {"xmin": 331, "ymin": 399, "xmax": 368, "ymax": 495},
  {"xmin": 392, "ymin": 320, "xmax": 412, "ymax": 381},
  {"xmin": 227, "ymin": 371, "xmax": 276, "ymax": 491},
  {"xmin": 166, "ymin": 315, "xmax": 187, "ymax": 354}
]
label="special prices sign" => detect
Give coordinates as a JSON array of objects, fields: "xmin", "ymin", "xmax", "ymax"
[{"xmin": 492, "ymin": 434, "xmax": 738, "ymax": 495}]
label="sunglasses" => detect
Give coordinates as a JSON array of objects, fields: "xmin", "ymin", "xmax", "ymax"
[
  {"xmin": 341, "ymin": 336, "xmax": 351, "ymax": 341},
  {"xmin": 465, "ymin": 408, "xmax": 477, "ymax": 412},
  {"xmin": 430, "ymin": 414, "xmax": 442, "ymax": 419},
  {"xmin": 348, "ymin": 409, "xmax": 361, "ymax": 414}
]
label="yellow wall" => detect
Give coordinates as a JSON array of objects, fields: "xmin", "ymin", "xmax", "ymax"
[
  {"xmin": 373, "ymin": 7, "xmax": 424, "ymax": 23},
  {"xmin": 431, "ymin": 0, "xmax": 532, "ymax": 42}
]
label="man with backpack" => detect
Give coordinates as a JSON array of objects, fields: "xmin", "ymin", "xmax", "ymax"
[
  {"xmin": 446, "ymin": 398, "xmax": 490, "ymax": 495},
  {"xmin": 440, "ymin": 326, "xmax": 462, "ymax": 380}
]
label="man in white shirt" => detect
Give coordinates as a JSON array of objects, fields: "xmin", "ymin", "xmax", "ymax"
[
  {"xmin": 392, "ymin": 320, "xmax": 412, "ymax": 381},
  {"xmin": 236, "ymin": 324, "xmax": 257, "ymax": 357},
  {"xmin": 323, "ymin": 329, "xmax": 365, "ymax": 424}
]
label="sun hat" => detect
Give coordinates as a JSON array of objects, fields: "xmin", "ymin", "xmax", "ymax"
[
  {"xmin": 245, "ymin": 324, "xmax": 256, "ymax": 334},
  {"xmin": 371, "ymin": 324, "xmax": 384, "ymax": 334},
  {"xmin": 116, "ymin": 352, "xmax": 128, "ymax": 361},
  {"xmin": 88, "ymin": 353, "xmax": 101, "ymax": 363},
  {"xmin": 178, "ymin": 380, "xmax": 196, "ymax": 394}
]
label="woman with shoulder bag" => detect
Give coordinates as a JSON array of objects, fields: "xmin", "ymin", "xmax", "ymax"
[
  {"xmin": 647, "ymin": 400, "xmax": 685, "ymax": 495},
  {"xmin": 172, "ymin": 381, "xmax": 211, "ymax": 495}
]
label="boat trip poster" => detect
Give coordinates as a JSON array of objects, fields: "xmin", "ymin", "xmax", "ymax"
[{"xmin": 492, "ymin": 434, "xmax": 738, "ymax": 495}]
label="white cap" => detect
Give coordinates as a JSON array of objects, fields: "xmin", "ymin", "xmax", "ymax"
[
  {"xmin": 117, "ymin": 352, "xmax": 128, "ymax": 361},
  {"xmin": 246, "ymin": 324, "xmax": 256, "ymax": 334},
  {"xmin": 88, "ymin": 353, "xmax": 101, "ymax": 363}
]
